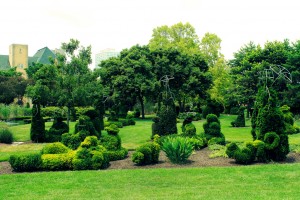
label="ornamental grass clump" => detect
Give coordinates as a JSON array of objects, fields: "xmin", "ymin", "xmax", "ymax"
[{"xmin": 161, "ymin": 136, "xmax": 193, "ymax": 164}]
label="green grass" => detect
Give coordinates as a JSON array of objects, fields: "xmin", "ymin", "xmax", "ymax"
[
  {"xmin": 118, "ymin": 118, "xmax": 152, "ymax": 150},
  {"xmin": 1, "ymin": 164, "xmax": 300, "ymax": 199},
  {"xmin": 0, "ymin": 143, "xmax": 46, "ymax": 162}
]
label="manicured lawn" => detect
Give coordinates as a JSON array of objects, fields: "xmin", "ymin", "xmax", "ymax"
[
  {"xmin": 0, "ymin": 143, "xmax": 46, "ymax": 162},
  {"xmin": 1, "ymin": 163, "xmax": 300, "ymax": 199},
  {"xmin": 118, "ymin": 118, "xmax": 152, "ymax": 150}
]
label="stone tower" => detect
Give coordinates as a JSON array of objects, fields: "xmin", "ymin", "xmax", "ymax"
[{"xmin": 9, "ymin": 44, "xmax": 28, "ymax": 78}]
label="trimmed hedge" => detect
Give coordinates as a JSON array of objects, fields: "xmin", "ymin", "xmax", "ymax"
[
  {"xmin": 0, "ymin": 128, "xmax": 13, "ymax": 144},
  {"xmin": 41, "ymin": 151, "xmax": 75, "ymax": 171},
  {"xmin": 107, "ymin": 147, "xmax": 128, "ymax": 161},
  {"xmin": 100, "ymin": 135, "xmax": 121, "ymax": 151},
  {"xmin": 9, "ymin": 152, "xmax": 42, "ymax": 172}
]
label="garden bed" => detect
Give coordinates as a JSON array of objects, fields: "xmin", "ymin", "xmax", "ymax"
[{"xmin": 1, "ymin": 147, "xmax": 300, "ymax": 174}]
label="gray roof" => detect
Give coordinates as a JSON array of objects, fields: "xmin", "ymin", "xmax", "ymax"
[{"xmin": 0, "ymin": 55, "xmax": 10, "ymax": 70}]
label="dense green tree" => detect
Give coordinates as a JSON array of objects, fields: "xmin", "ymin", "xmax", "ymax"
[
  {"xmin": 55, "ymin": 39, "xmax": 94, "ymax": 125},
  {"xmin": 200, "ymin": 33, "xmax": 223, "ymax": 68},
  {"xmin": 151, "ymin": 48, "xmax": 212, "ymax": 112},
  {"xmin": 99, "ymin": 45, "xmax": 155, "ymax": 119},
  {"xmin": 149, "ymin": 22, "xmax": 200, "ymax": 55}
]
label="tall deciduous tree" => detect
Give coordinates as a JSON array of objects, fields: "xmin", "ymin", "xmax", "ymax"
[
  {"xmin": 99, "ymin": 45, "xmax": 155, "ymax": 119},
  {"xmin": 149, "ymin": 22, "xmax": 200, "ymax": 55},
  {"xmin": 55, "ymin": 39, "xmax": 93, "ymax": 125}
]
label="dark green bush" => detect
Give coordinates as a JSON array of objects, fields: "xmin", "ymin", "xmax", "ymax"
[
  {"xmin": 202, "ymin": 99, "xmax": 224, "ymax": 119},
  {"xmin": 75, "ymin": 115, "xmax": 99, "ymax": 137},
  {"xmin": 105, "ymin": 124, "xmax": 119, "ymax": 135},
  {"xmin": 133, "ymin": 109, "xmax": 141, "ymax": 118},
  {"xmin": 30, "ymin": 104, "xmax": 45, "ymax": 143},
  {"xmin": 231, "ymin": 107, "xmax": 245, "ymax": 127},
  {"xmin": 132, "ymin": 142, "xmax": 160, "ymax": 165},
  {"xmin": 151, "ymin": 117, "xmax": 161, "ymax": 137},
  {"xmin": 0, "ymin": 128, "xmax": 13, "ymax": 144},
  {"xmin": 183, "ymin": 123, "xmax": 196, "ymax": 136},
  {"xmin": 61, "ymin": 132, "xmax": 84, "ymax": 150},
  {"xmin": 161, "ymin": 137, "xmax": 193, "ymax": 164},
  {"xmin": 99, "ymin": 134, "xmax": 121, "ymax": 150},
  {"xmin": 264, "ymin": 132, "xmax": 280, "ymax": 150},
  {"xmin": 203, "ymin": 114, "xmax": 225, "ymax": 145},
  {"xmin": 226, "ymin": 143, "xmax": 239, "ymax": 158},
  {"xmin": 189, "ymin": 137, "xmax": 206, "ymax": 150},
  {"xmin": 42, "ymin": 142, "xmax": 69, "ymax": 154},
  {"xmin": 156, "ymin": 104, "xmax": 177, "ymax": 136},
  {"xmin": 41, "ymin": 151, "xmax": 75, "ymax": 171},
  {"xmin": 109, "ymin": 121, "xmax": 123, "ymax": 128},
  {"xmin": 106, "ymin": 147, "xmax": 128, "ymax": 161},
  {"xmin": 233, "ymin": 148, "xmax": 253, "ymax": 165},
  {"xmin": 9, "ymin": 152, "xmax": 42, "ymax": 172}
]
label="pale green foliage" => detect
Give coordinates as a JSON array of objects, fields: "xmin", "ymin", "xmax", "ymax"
[
  {"xmin": 162, "ymin": 136, "xmax": 193, "ymax": 164},
  {"xmin": 149, "ymin": 22, "xmax": 200, "ymax": 55},
  {"xmin": 200, "ymin": 32, "xmax": 222, "ymax": 67}
]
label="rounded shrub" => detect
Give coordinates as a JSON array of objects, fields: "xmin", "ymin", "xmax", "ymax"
[
  {"xmin": 226, "ymin": 143, "xmax": 239, "ymax": 158},
  {"xmin": 106, "ymin": 147, "xmax": 128, "ymax": 161},
  {"xmin": 233, "ymin": 148, "xmax": 253, "ymax": 165},
  {"xmin": 132, "ymin": 142, "xmax": 160, "ymax": 165},
  {"xmin": 132, "ymin": 152, "xmax": 144, "ymax": 165},
  {"xmin": 100, "ymin": 134, "xmax": 121, "ymax": 150},
  {"xmin": 0, "ymin": 128, "xmax": 13, "ymax": 144},
  {"xmin": 80, "ymin": 136, "xmax": 99, "ymax": 148},
  {"xmin": 183, "ymin": 123, "xmax": 196, "ymax": 136},
  {"xmin": 61, "ymin": 133, "xmax": 82, "ymax": 150},
  {"xmin": 42, "ymin": 142, "xmax": 69, "ymax": 154}
]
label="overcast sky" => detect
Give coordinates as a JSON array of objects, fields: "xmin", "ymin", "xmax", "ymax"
[{"xmin": 1, "ymin": 0, "xmax": 299, "ymax": 68}]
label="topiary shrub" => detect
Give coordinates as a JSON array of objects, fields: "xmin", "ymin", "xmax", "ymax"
[
  {"xmin": 280, "ymin": 105, "xmax": 296, "ymax": 134},
  {"xmin": 264, "ymin": 132, "xmax": 280, "ymax": 150},
  {"xmin": 99, "ymin": 134, "xmax": 121, "ymax": 150},
  {"xmin": 156, "ymin": 104, "xmax": 177, "ymax": 136},
  {"xmin": 183, "ymin": 123, "xmax": 196, "ymax": 136},
  {"xmin": 233, "ymin": 148, "xmax": 253, "ymax": 165},
  {"xmin": 41, "ymin": 151, "xmax": 75, "ymax": 171},
  {"xmin": 42, "ymin": 142, "xmax": 70, "ymax": 154},
  {"xmin": 202, "ymin": 99, "xmax": 224, "ymax": 119},
  {"xmin": 105, "ymin": 124, "xmax": 119, "ymax": 135},
  {"xmin": 0, "ymin": 128, "xmax": 13, "ymax": 144},
  {"xmin": 9, "ymin": 152, "xmax": 42, "ymax": 172},
  {"xmin": 61, "ymin": 130, "xmax": 88, "ymax": 150},
  {"xmin": 231, "ymin": 107, "xmax": 245, "ymax": 127},
  {"xmin": 72, "ymin": 137, "xmax": 109, "ymax": 170},
  {"xmin": 132, "ymin": 142, "xmax": 160, "ymax": 165},
  {"xmin": 106, "ymin": 147, "xmax": 128, "ymax": 161},
  {"xmin": 45, "ymin": 117, "xmax": 69, "ymax": 142},
  {"xmin": 226, "ymin": 143, "xmax": 239, "ymax": 158},
  {"xmin": 30, "ymin": 104, "xmax": 45, "ymax": 143},
  {"xmin": 161, "ymin": 136, "xmax": 193, "ymax": 164},
  {"xmin": 133, "ymin": 109, "xmax": 141, "ymax": 118},
  {"xmin": 151, "ymin": 117, "xmax": 161, "ymax": 137},
  {"xmin": 75, "ymin": 115, "xmax": 99, "ymax": 137},
  {"xmin": 203, "ymin": 114, "xmax": 225, "ymax": 143}
]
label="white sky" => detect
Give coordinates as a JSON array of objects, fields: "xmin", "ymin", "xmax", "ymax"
[{"xmin": 1, "ymin": 0, "xmax": 300, "ymax": 68}]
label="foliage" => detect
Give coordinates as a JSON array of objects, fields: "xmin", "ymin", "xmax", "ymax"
[
  {"xmin": 155, "ymin": 104, "xmax": 177, "ymax": 136},
  {"xmin": 280, "ymin": 105, "xmax": 297, "ymax": 134},
  {"xmin": 231, "ymin": 107, "xmax": 246, "ymax": 127},
  {"xmin": 99, "ymin": 134, "xmax": 121, "ymax": 151},
  {"xmin": 161, "ymin": 136, "xmax": 193, "ymax": 164},
  {"xmin": 72, "ymin": 136, "xmax": 109, "ymax": 170},
  {"xmin": 202, "ymin": 99, "xmax": 224, "ymax": 118},
  {"xmin": 30, "ymin": 104, "xmax": 45, "ymax": 143},
  {"xmin": 226, "ymin": 143, "xmax": 239, "ymax": 158},
  {"xmin": 105, "ymin": 124, "xmax": 120, "ymax": 135},
  {"xmin": 41, "ymin": 151, "xmax": 75, "ymax": 171},
  {"xmin": 106, "ymin": 147, "xmax": 128, "ymax": 161},
  {"xmin": 0, "ymin": 75, "xmax": 28, "ymax": 105},
  {"xmin": 41, "ymin": 142, "xmax": 70, "ymax": 154},
  {"xmin": 252, "ymin": 88, "xmax": 289, "ymax": 161},
  {"xmin": 182, "ymin": 123, "xmax": 196, "ymax": 136},
  {"xmin": 75, "ymin": 115, "xmax": 98, "ymax": 137},
  {"xmin": 61, "ymin": 130, "xmax": 87, "ymax": 150},
  {"xmin": 203, "ymin": 114, "xmax": 225, "ymax": 144},
  {"xmin": 0, "ymin": 128, "xmax": 13, "ymax": 144},
  {"xmin": 45, "ymin": 117, "xmax": 69, "ymax": 142},
  {"xmin": 9, "ymin": 152, "xmax": 42, "ymax": 172},
  {"xmin": 132, "ymin": 142, "xmax": 160, "ymax": 165}
]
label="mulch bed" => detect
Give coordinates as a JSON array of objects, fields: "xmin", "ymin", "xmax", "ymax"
[{"xmin": 1, "ymin": 147, "xmax": 300, "ymax": 175}]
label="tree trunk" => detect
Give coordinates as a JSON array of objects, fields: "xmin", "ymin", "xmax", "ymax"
[
  {"xmin": 138, "ymin": 95, "xmax": 145, "ymax": 119},
  {"xmin": 67, "ymin": 106, "xmax": 70, "ymax": 127}
]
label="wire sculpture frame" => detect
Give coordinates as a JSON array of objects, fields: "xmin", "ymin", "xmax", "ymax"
[
  {"xmin": 159, "ymin": 75, "xmax": 175, "ymax": 103},
  {"xmin": 259, "ymin": 65, "xmax": 292, "ymax": 97}
]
